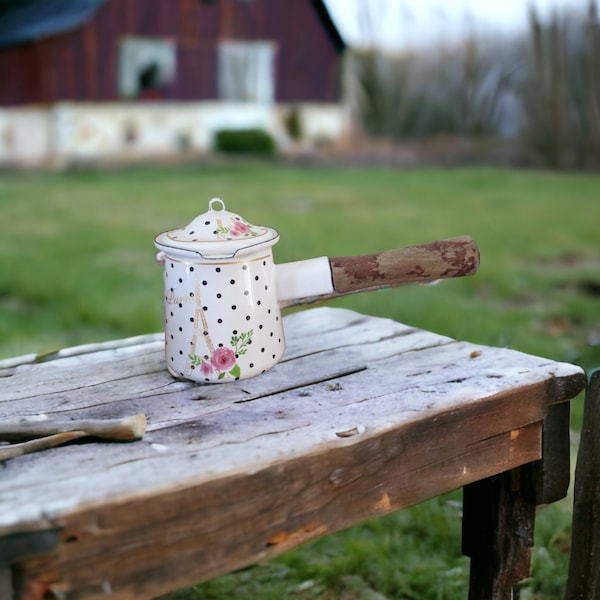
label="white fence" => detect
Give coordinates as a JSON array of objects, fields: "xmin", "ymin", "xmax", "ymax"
[{"xmin": 0, "ymin": 101, "xmax": 351, "ymax": 168}]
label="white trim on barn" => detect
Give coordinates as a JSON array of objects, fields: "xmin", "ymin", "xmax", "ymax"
[{"xmin": 0, "ymin": 101, "xmax": 351, "ymax": 168}]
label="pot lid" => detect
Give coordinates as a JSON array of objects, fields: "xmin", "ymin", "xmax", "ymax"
[{"xmin": 154, "ymin": 198, "xmax": 279, "ymax": 259}]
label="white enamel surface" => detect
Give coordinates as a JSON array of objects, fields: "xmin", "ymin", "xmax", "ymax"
[
  {"xmin": 162, "ymin": 251, "xmax": 284, "ymax": 383},
  {"xmin": 275, "ymin": 257, "xmax": 334, "ymax": 304},
  {"xmin": 154, "ymin": 198, "xmax": 279, "ymax": 260}
]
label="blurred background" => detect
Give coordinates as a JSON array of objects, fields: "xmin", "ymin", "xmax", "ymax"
[
  {"xmin": 0, "ymin": 1, "xmax": 599, "ymax": 598},
  {"xmin": 1, "ymin": 0, "xmax": 599, "ymax": 168}
]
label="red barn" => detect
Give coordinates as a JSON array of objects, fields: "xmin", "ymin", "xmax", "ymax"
[{"xmin": 0, "ymin": 0, "xmax": 345, "ymax": 106}]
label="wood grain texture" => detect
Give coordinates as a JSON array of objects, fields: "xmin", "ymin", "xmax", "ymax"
[
  {"xmin": 330, "ymin": 236, "xmax": 479, "ymax": 295},
  {"xmin": 463, "ymin": 465, "xmax": 537, "ymax": 600},
  {"xmin": 0, "ymin": 415, "xmax": 147, "ymax": 443},
  {"xmin": 0, "ymin": 307, "xmax": 585, "ymax": 600}
]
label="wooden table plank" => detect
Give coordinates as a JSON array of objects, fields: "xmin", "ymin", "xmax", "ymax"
[
  {"xmin": 10, "ymin": 423, "xmax": 543, "ymax": 600},
  {"xmin": 0, "ymin": 307, "xmax": 586, "ymax": 600}
]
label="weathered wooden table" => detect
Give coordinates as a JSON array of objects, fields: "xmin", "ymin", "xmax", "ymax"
[{"xmin": 0, "ymin": 307, "xmax": 586, "ymax": 600}]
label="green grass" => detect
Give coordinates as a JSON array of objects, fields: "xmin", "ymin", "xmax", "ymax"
[{"xmin": 1, "ymin": 164, "xmax": 598, "ymax": 598}]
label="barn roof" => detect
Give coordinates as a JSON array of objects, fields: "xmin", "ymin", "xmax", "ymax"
[
  {"xmin": 0, "ymin": 0, "xmax": 108, "ymax": 48},
  {"xmin": 0, "ymin": 0, "xmax": 345, "ymax": 51},
  {"xmin": 312, "ymin": 0, "xmax": 345, "ymax": 51}
]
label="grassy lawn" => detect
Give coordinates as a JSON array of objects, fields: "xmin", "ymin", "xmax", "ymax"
[{"xmin": 1, "ymin": 163, "xmax": 598, "ymax": 598}]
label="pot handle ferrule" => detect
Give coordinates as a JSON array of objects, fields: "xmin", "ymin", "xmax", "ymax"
[{"xmin": 275, "ymin": 257, "xmax": 334, "ymax": 306}]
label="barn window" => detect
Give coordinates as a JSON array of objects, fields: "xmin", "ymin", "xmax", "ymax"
[
  {"xmin": 217, "ymin": 41, "xmax": 275, "ymax": 103},
  {"xmin": 118, "ymin": 37, "xmax": 176, "ymax": 99}
]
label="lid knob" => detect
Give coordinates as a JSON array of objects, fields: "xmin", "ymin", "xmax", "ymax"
[{"xmin": 208, "ymin": 197, "xmax": 226, "ymax": 212}]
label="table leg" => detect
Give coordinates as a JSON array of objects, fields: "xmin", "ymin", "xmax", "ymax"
[
  {"xmin": 462, "ymin": 402, "xmax": 571, "ymax": 599},
  {"xmin": 566, "ymin": 370, "xmax": 600, "ymax": 599},
  {"xmin": 462, "ymin": 466, "xmax": 537, "ymax": 600},
  {"xmin": 533, "ymin": 402, "xmax": 571, "ymax": 505}
]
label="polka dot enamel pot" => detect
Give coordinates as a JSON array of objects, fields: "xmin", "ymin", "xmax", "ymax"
[
  {"xmin": 154, "ymin": 199, "xmax": 334, "ymax": 383},
  {"xmin": 155, "ymin": 199, "xmax": 481, "ymax": 384}
]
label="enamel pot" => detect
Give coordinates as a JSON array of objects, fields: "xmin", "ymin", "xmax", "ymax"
[{"xmin": 154, "ymin": 198, "xmax": 479, "ymax": 383}]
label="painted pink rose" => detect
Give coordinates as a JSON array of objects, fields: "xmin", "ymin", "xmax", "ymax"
[
  {"xmin": 200, "ymin": 361, "xmax": 214, "ymax": 376},
  {"xmin": 210, "ymin": 347, "xmax": 236, "ymax": 371},
  {"xmin": 231, "ymin": 220, "xmax": 251, "ymax": 236}
]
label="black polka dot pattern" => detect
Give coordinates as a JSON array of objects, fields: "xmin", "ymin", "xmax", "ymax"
[{"xmin": 162, "ymin": 255, "xmax": 285, "ymax": 383}]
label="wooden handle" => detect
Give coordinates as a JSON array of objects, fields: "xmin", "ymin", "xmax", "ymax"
[{"xmin": 329, "ymin": 236, "xmax": 479, "ymax": 295}]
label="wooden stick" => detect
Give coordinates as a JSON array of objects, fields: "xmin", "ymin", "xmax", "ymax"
[
  {"xmin": 0, "ymin": 414, "xmax": 147, "ymax": 443},
  {"xmin": 0, "ymin": 431, "xmax": 88, "ymax": 461}
]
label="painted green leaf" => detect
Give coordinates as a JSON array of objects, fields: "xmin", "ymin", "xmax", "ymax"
[{"xmin": 188, "ymin": 354, "xmax": 202, "ymax": 367}]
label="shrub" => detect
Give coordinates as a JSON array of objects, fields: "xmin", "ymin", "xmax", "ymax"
[
  {"xmin": 214, "ymin": 128, "xmax": 276, "ymax": 155},
  {"xmin": 284, "ymin": 107, "xmax": 303, "ymax": 140}
]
